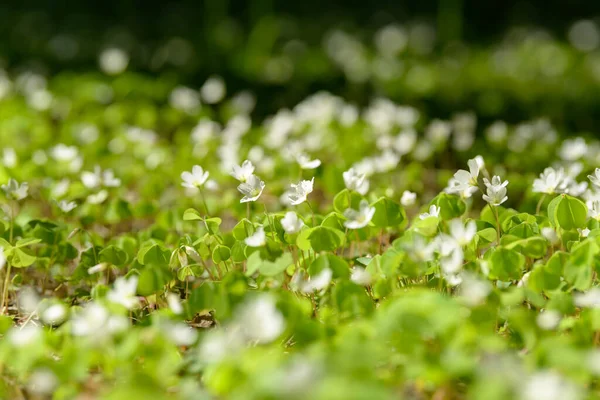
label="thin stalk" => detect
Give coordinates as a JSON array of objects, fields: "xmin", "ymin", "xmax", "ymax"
[
  {"xmin": 493, "ymin": 205, "xmax": 501, "ymax": 244},
  {"xmin": 536, "ymin": 194, "xmax": 547, "ymax": 215},
  {"xmin": 306, "ymin": 201, "xmax": 316, "ymax": 227}
]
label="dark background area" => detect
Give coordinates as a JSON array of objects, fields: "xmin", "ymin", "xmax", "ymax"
[{"xmin": 1, "ymin": 0, "xmax": 599, "ymax": 130}]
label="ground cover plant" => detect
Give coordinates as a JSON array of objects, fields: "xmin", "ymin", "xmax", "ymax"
[{"xmin": 3, "ymin": 7, "xmax": 600, "ymax": 400}]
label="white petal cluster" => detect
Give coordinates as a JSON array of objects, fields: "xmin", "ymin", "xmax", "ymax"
[
  {"xmin": 287, "ymin": 178, "xmax": 314, "ymax": 205},
  {"xmin": 343, "ymin": 200, "xmax": 375, "ymax": 229},
  {"xmin": 482, "ymin": 175, "xmax": 508, "ymax": 206}
]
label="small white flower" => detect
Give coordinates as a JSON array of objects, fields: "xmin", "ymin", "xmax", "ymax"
[
  {"xmin": 281, "ymin": 211, "xmax": 304, "ymax": 234},
  {"xmin": 449, "ymin": 219, "xmax": 477, "ymax": 246},
  {"xmin": 236, "ymin": 295, "xmax": 285, "ymax": 343},
  {"xmin": 296, "ymin": 153, "xmax": 321, "ymax": 170},
  {"xmin": 237, "ymin": 174, "xmax": 265, "ymax": 203},
  {"xmin": 200, "ymin": 75, "xmax": 226, "ymax": 104},
  {"xmin": 107, "ymin": 276, "xmax": 139, "ymax": 310},
  {"xmin": 588, "ymin": 168, "xmax": 600, "ymax": 188},
  {"xmin": 453, "ymin": 158, "xmax": 481, "ymax": 192},
  {"xmin": 1, "ymin": 178, "xmax": 28, "ymax": 201},
  {"xmin": 288, "ymin": 178, "xmax": 314, "ymax": 206},
  {"xmin": 181, "ymin": 165, "xmax": 210, "ymax": 189},
  {"xmin": 99, "ymin": 48, "xmax": 129, "ymax": 75},
  {"xmin": 400, "ymin": 190, "xmax": 417, "ymax": 206},
  {"xmin": 343, "ymin": 168, "xmax": 369, "ymax": 195},
  {"xmin": 579, "ymin": 227, "xmax": 591, "ymax": 238},
  {"xmin": 87, "ymin": 262, "xmax": 108, "ymax": 275},
  {"xmin": 57, "ymin": 200, "xmax": 77, "ymax": 213},
  {"xmin": 230, "ymin": 160, "xmax": 255, "ymax": 183},
  {"xmin": 27, "ymin": 368, "xmax": 58, "ymax": 396},
  {"xmin": 343, "ymin": 200, "xmax": 376, "ymax": 229},
  {"xmin": 81, "ymin": 166, "xmax": 121, "ymax": 189},
  {"xmin": 541, "ymin": 227, "xmax": 560, "ymax": 245},
  {"xmin": 167, "ymin": 293, "xmax": 183, "ymax": 315},
  {"xmin": 482, "ymin": 175, "xmax": 509, "ymax": 206},
  {"xmin": 50, "ymin": 144, "xmax": 79, "ymax": 162},
  {"xmin": 8, "ymin": 324, "xmax": 41, "ymax": 347},
  {"xmin": 521, "ymin": 371, "xmax": 580, "ymax": 400},
  {"xmin": 3, "ymin": 147, "xmax": 17, "ymax": 168},
  {"xmin": 419, "ymin": 204, "xmax": 441, "ymax": 220},
  {"xmin": 589, "ymin": 200, "xmax": 600, "ymax": 221},
  {"xmin": 41, "ymin": 303, "xmax": 67, "ymax": 326},
  {"xmin": 301, "ymin": 268, "xmax": 332, "ymax": 293},
  {"xmin": 536, "ymin": 310, "xmax": 561, "ymax": 330},
  {"xmin": 574, "ymin": 288, "xmax": 600, "ymax": 308},
  {"xmin": 165, "ymin": 322, "xmax": 198, "ymax": 346},
  {"xmin": 245, "ymin": 226, "xmax": 266, "ymax": 247},
  {"xmin": 87, "ymin": 190, "xmax": 108, "ymax": 204},
  {"xmin": 559, "ymin": 137, "xmax": 588, "ymax": 161},
  {"xmin": 533, "ymin": 167, "xmax": 567, "ymax": 194},
  {"xmin": 350, "ymin": 267, "xmax": 372, "ymax": 286}
]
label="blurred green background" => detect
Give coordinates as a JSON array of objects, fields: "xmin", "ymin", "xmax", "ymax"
[{"xmin": 1, "ymin": 0, "xmax": 599, "ymax": 130}]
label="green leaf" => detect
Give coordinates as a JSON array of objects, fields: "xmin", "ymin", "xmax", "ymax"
[
  {"xmin": 14, "ymin": 237, "xmax": 41, "ymax": 248},
  {"xmin": 488, "ymin": 247, "xmax": 525, "ymax": 281},
  {"xmin": 430, "ymin": 193, "xmax": 466, "ymax": 220},
  {"xmin": 99, "ymin": 245, "xmax": 128, "ymax": 267},
  {"xmin": 232, "ymin": 219, "xmax": 254, "ymax": 240},
  {"xmin": 333, "ymin": 189, "xmax": 363, "ymax": 213},
  {"xmin": 10, "ymin": 247, "xmax": 37, "ymax": 268},
  {"xmin": 183, "ymin": 208, "xmax": 203, "ymax": 221},
  {"xmin": 137, "ymin": 265, "xmax": 172, "ymax": 296},
  {"xmin": 307, "ymin": 226, "xmax": 345, "ymax": 252},
  {"xmin": 553, "ymin": 195, "xmax": 588, "ymax": 230},
  {"xmin": 137, "ymin": 241, "xmax": 170, "ymax": 265},
  {"xmin": 212, "ymin": 245, "xmax": 231, "ymax": 264},
  {"xmin": 370, "ymin": 197, "xmax": 406, "ymax": 228}
]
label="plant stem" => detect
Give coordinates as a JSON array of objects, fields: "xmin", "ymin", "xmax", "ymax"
[
  {"xmin": 306, "ymin": 202, "xmax": 316, "ymax": 227},
  {"xmin": 536, "ymin": 194, "xmax": 546, "ymax": 215},
  {"xmin": 200, "ymin": 189, "xmax": 210, "ymax": 216},
  {"xmin": 1, "ymin": 262, "xmax": 12, "ymax": 315},
  {"xmin": 493, "ymin": 205, "xmax": 501, "ymax": 244}
]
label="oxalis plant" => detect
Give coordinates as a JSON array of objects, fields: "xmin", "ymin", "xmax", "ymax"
[{"xmin": 3, "ymin": 75, "xmax": 600, "ymax": 399}]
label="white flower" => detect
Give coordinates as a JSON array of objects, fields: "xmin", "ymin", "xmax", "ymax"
[
  {"xmin": 7, "ymin": 324, "xmax": 41, "ymax": 347},
  {"xmin": 236, "ymin": 295, "xmax": 285, "ymax": 344},
  {"xmin": 482, "ymin": 175, "xmax": 509, "ymax": 206},
  {"xmin": 107, "ymin": 276, "xmax": 139, "ymax": 309},
  {"xmin": 245, "ymin": 226, "xmax": 266, "ymax": 247},
  {"xmin": 574, "ymin": 288, "xmax": 600, "ymax": 308},
  {"xmin": 72, "ymin": 302, "xmax": 110, "ymax": 337},
  {"xmin": 458, "ymin": 273, "xmax": 491, "ymax": 307},
  {"xmin": 57, "ymin": 200, "xmax": 77, "ymax": 213},
  {"xmin": 400, "ymin": 190, "xmax": 417, "ymax": 206},
  {"xmin": 281, "ymin": 211, "xmax": 304, "ymax": 234},
  {"xmin": 589, "ymin": 200, "xmax": 600, "ymax": 220},
  {"xmin": 536, "ymin": 310, "xmax": 561, "ymax": 330},
  {"xmin": 1, "ymin": 178, "xmax": 28, "ymax": 201},
  {"xmin": 579, "ymin": 227, "xmax": 591, "ymax": 238},
  {"xmin": 343, "ymin": 200, "xmax": 376, "ymax": 229},
  {"xmin": 51, "ymin": 179, "xmax": 70, "ymax": 198},
  {"xmin": 167, "ymin": 293, "xmax": 183, "ymax": 315},
  {"xmin": 419, "ymin": 204, "xmax": 441, "ymax": 220},
  {"xmin": 81, "ymin": 166, "xmax": 121, "ymax": 189},
  {"xmin": 449, "ymin": 219, "xmax": 477, "ymax": 246},
  {"xmin": 27, "ymin": 368, "xmax": 58, "ymax": 396},
  {"xmin": 301, "ymin": 268, "xmax": 332, "ymax": 293},
  {"xmin": 541, "ymin": 227, "xmax": 560, "ymax": 245},
  {"xmin": 521, "ymin": 371, "xmax": 580, "ymax": 400},
  {"xmin": 99, "ymin": 48, "xmax": 129, "ymax": 75},
  {"xmin": 181, "ymin": 165, "xmax": 209, "ymax": 189},
  {"xmin": 343, "ymin": 168, "xmax": 369, "ymax": 195},
  {"xmin": 588, "ymin": 168, "xmax": 600, "ymax": 188},
  {"xmin": 436, "ymin": 235, "xmax": 464, "ymax": 274},
  {"xmin": 0, "ymin": 247, "xmax": 5, "ymax": 271},
  {"xmin": 350, "ymin": 267, "xmax": 372, "ymax": 286},
  {"xmin": 50, "ymin": 144, "xmax": 79, "ymax": 162},
  {"xmin": 41, "ymin": 303, "xmax": 67, "ymax": 326},
  {"xmin": 230, "ymin": 160, "xmax": 255, "ymax": 182},
  {"xmin": 452, "ymin": 158, "xmax": 480, "ymax": 192},
  {"xmin": 288, "ymin": 178, "xmax": 314, "ymax": 205},
  {"xmin": 559, "ymin": 137, "xmax": 588, "ymax": 161},
  {"xmin": 296, "ymin": 153, "xmax": 321, "ymax": 170},
  {"xmin": 237, "ymin": 174, "xmax": 265, "ymax": 203},
  {"xmin": 200, "ymin": 76, "xmax": 226, "ymax": 104},
  {"xmin": 87, "ymin": 190, "xmax": 108, "ymax": 204},
  {"xmin": 165, "ymin": 322, "xmax": 198, "ymax": 346},
  {"xmin": 533, "ymin": 167, "xmax": 567, "ymax": 194},
  {"xmin": 3, "ymin": 147, "xmax": 17, "ymax": 168}
]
